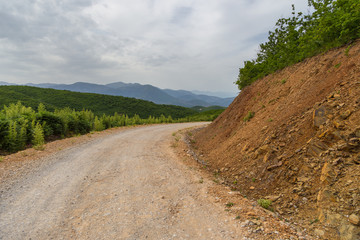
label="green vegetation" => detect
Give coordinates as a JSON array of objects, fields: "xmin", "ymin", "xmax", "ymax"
[
  {"xmin": 344, "ymin": 44, "xmax": 352, "ymax": 56},
  {"xmin": 310, "ymin": 218, "xmax": 320, "ymax": 224},
  {"xmin": 179, "ymin": 109, "xmax": 225, "ymax": 122},
  {"xmin": 243, "ymin": 111, "xmax": 255, "ymax": 122},
  {"xmin": 236, "ymin": 0, "xmax": 360, "ymax": 89},
  {"xmin": 257, "ymin": 199, "xmax": 272, "ymax": 209},
  {"xmin": 32, "ymin": 122, "xmax": 45, "ymax": 149},
  {"xmin": 0, "ymin": 86, "xmax": 196, "ymax": 119},
  {"xmin": 225, "ymin": 202, "xmax": 234, "ymax": 208}
]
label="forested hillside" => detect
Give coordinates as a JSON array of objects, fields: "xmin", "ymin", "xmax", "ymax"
[
  {"xmin": 0, "ymin": 86, "xmax": 196, "ymax": 119},
  {"xmin": 236, "ymin": 0, "xmax": 359, "ymax": 89}
]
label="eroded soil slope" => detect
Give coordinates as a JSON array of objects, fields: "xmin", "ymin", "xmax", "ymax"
[{"xmin": 193, "ymin": 40, "xmax": 360, "ymax": 239}]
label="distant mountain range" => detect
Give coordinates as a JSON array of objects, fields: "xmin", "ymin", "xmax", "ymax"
[{"xmin": 0, "ymin": 81, "xmax": 236, "ymax": 107}]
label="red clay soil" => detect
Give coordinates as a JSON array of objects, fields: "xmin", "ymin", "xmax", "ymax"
[{"xmin": 193, "ymin": 40, "xmax": 360, "ymax": 240}]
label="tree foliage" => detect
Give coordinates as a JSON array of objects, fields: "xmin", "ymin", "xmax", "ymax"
[{"xmin": 236, "ymin": 0, "xmax": 360, "ymax": 89}]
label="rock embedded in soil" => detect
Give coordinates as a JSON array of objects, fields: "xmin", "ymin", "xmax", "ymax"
[
  {"xmin": 349, "ymin": 214, "xmax": 360, "ymax": 226},
  {"xmin": 314, "ymin": 229, "xmax": 325, "ymax": 237},
  {"xmin": 313, "ymin": 106, "xmax": 328, "ymax": 128}
]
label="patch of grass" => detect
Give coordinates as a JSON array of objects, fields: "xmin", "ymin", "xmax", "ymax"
[
  {"xmin": 334, "ymin": 63, "xmax": 341, "ymax": 68},
  {"xmin": 187, "ymin": 132, "xmax": 193, "ymax": 137},
  {"xmin": 252, "ymin": 177, "xmax": 256, "ymax": 182},
  {"xmin": 268, "ymin": 99, "xmax": 276, "ymax": 104},
  {"xmin": 0, "ymin": 157, "xmax": 3, "ymax": 162},
  {"xmin": 281, "ymin": 79, "xmax": 287, "ymax": 84},
  {"xmin": 310, "ymin": 218, "xmax": 319, "ymax": 224},
  {"xmin": 235, "ymin": 215, "xmax": 241, "ymax": 219},
  {"xmin": 225, "ymin": 202, "xmax": 234, "ymax": 208},
  {"xmin": 345, "ymin": 44, "xmax": 352, "ymax": 56},
  {"xmin": 213, "ymin": 179, "xmax": 220, "ymax": 184},
  {"xmin": 257, "ymin": 199, "xmax": 272, "ymax": 209},
  {"xmin": 34, "ymin": 145, "xmax": 45, "ymax": 151},
  {"xmin": 268, "ymin": 118, "xmax": 273, "ymax": 122},
  {"xmin": 233, "ymin": 180, "xmax": 238, "ymax": 184},
  {"xmin": 243, "ymin": 111, "xmax": 255, "ymax": 122}
]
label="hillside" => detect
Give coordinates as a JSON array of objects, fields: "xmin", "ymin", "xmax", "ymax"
[
  {"xmin": 192, "ymin": 41, "xmax": 360, "ymax": 239},
  {"xmin": 23, "ymin": 81, "xmax": 235, "ymax": 107},
  {"xmin": 0, "ymin": 86, "xmax": 196, "ymax": 119}
]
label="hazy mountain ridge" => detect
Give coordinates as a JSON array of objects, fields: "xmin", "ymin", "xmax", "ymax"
[
  {"xmin": 7, "ymin": 81, "xmax": 235, "ymax": 107},
  {"xmin": 0, "ymin": 85, "xmax": 197, "ymax": 118}
]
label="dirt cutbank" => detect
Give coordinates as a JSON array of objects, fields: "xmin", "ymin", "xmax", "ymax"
[{"xmin": 193, "ymin": 40, "xmax": 360, "ymax": 239}]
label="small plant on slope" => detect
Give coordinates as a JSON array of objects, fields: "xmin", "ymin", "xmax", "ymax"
[
  {"xmin": 243, "ymin": 111, "xmax": 255, "ymax": 122},
  {"xmin": 257, "ymin": 199, "xmax": 272, "ymax": 209}
]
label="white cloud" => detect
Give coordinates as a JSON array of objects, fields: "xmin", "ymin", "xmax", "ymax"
[{"xmin": 0, "ymin": 0, "xmax": 310, "ymax": 92}]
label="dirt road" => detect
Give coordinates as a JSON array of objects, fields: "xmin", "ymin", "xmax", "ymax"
[{"xmin": 0, "ymin": 123, "xmax": 250, "ymax": 239}]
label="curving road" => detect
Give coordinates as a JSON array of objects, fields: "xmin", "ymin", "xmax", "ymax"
[{"xmin": 0, "ymin": 123, "xmax": 246, "ymax": 239}]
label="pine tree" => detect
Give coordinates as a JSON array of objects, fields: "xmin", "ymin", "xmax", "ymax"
[
  {"xmin": 7, "ymin": 120, "xmax": 18, "ymax": 152},
  {"xmin": 94, "ymin": 116, "xmax": 105, "ymax": 131},
  {"xmin": 32, "ymin": 123, "xmax": 45, "ymax": 149},
  {"xmin": 18, "ymin": 120, "xmax": 28, "ymax": 150}
]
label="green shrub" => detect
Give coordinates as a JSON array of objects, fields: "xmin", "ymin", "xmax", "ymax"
[
  {"xmin": 32, "ymin": 122, "xmax": 45, "ymax": 148},
  {"xmin": 257, "ymin": 199, "xmax": 272, "ymax": 209},
  {"xmin": 243, "ymin": 111, "xmax": 255, "ymax": 122},
  {"xmin": 6, "ymin": 120, "xmax": 18, "ymax": 152},
  {"xmin": 36, "ymin": 112, "xmax": 64, "ymax": 137},
  {"xmin": 94, "ymin": 116, "xmax": 105, "ymax": 131},
  {"xmin": 0, "ymin": 119, "xmax": 9, "ymax": 149}
]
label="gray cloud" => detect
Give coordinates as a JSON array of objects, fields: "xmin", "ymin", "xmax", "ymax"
[{"xmin": 0, "ymin": 0, "xmax": 310, "ymax": 92}]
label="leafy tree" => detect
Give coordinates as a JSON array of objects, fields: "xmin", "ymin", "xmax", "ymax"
[{"xmin": 236, "ymin": 0, "xmax": 360, "ymax": 90}]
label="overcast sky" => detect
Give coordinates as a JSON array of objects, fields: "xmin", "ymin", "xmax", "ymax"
[{"xmin": 0, "ymin": 0, "xmax": 310, "ymax": 94}]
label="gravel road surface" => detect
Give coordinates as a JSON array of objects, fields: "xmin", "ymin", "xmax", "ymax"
[{"xmin": 0, "ymin": 123, "xmax": 247, "ymax": 239}]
